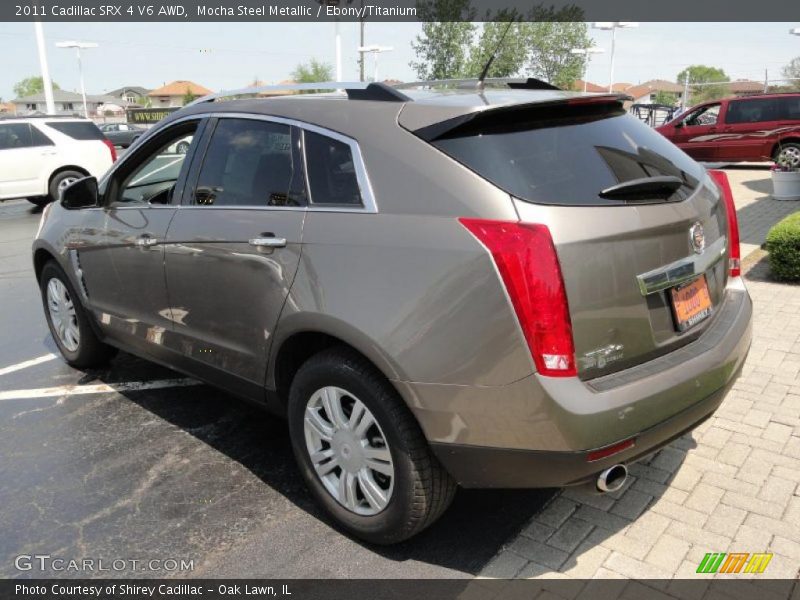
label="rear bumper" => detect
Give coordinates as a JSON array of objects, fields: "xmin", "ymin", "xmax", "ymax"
[
  {"xmin": 402, "ymin": 281, "xmax": 751, "ymax": 488},
  {"xmin": 431, "ymin": 369, "xmax": 734, "ymax": 488}
]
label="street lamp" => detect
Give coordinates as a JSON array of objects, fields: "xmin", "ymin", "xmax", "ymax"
[
  {"xmin": 56, "ymin": 40, "xmax": 98, "ymax": 118},
  {"xmin": 570, "ymin": 47, "xmax": 605, "ymax": 92},
  {"xmin": 357, "ymin": 45, "xmax": 393, "ymax": 82},
  {"xmin": 592, "ymin": 22, "xmax": 638, "ymax": 93}
]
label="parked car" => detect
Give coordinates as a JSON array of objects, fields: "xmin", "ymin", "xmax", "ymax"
[
  {"xmin": 656, "ymin": 93, "xmax": 800, "ymax": 166},
  {"xmin": 32, "ymin": 82, "xmax": 752, "ymax": 544},
  {"xmin": 99, "ymin": 122, "xmax": 145, "ymax": 148},
  {"xmin": 0, "ymin": 117, "xmax": 116, "ymax": 207}
]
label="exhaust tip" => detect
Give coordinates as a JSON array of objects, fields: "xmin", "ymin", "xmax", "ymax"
[{"xmin": 597, "ymin": 464, "xmax": 628, "ymax": 493}]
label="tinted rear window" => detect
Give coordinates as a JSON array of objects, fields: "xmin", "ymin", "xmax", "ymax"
[
  {"xmin": 726, "ymin": 97, "xmax": 800, "ymax": 124},
  {"xmin": 430, "ymin": 104, "xmax": 703, "ymax": 206},
  {"xmin": 46, "ymin": 121, "xmax": 105, "ymax": 140}
]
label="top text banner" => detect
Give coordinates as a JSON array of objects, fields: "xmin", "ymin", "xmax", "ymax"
[{"xmin": 5, "ymin": 0, "xmax": 800, "ymax": 22}]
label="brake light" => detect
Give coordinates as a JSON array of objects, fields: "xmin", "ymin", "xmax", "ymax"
[
  {"xmin": 587, "ymin": 438, "xmax": 636, "ymax": 462},
  {"xmin": 459, "ymin": 218, "xmax": 576, "ymax": 377},
  {"xmin": 708, "ymin": 170, "xmax": 740, "ymax": 277},
  {"xmin": 102, "ymin": 138, "xmax": 117, "ymax": 162}
]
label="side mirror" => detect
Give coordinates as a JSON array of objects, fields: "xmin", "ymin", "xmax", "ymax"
[
  {"xmin": 61, "ymin": 176, "xmax": 99, "ymax": 209},
  {"xmin": 674, "ymin": 120, "xmax": 684, "ymax": 128}
]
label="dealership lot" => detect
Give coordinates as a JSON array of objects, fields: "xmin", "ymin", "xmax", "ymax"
[
  {"xmin": 1, "ymin": 166, "xmax": 798, "ymax": 580},
  {"xmin": 0, "ymin": 199, "xmax": 550, "ymax": 578}
]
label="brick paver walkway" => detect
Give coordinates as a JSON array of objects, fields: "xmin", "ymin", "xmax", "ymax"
[{"xmin": 479, "ymin": 168, "xmax": 800, "ymax": 583}]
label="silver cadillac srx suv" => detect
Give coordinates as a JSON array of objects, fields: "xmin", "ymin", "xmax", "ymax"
[{"xmin": 32, "ymin": 81, "xmax": 752, "ymax": 544}]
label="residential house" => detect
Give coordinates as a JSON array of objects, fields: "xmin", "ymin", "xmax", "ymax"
[
  {"xmin": 147, "ymin": 81, "xmax": 213, "ymax": 107},
  {"xmin": 0, "ymin": 102, "xmax": 15, "ymax": 115},
  {"xmin": 105, "ymin": 86, "xmax": 151, "ymax": 105},
  {"xmin": 728, "ymin": 79, "xmax": 767, "ymax": 97},
  {"xmin": 623, "ymin": 80, "xmax": 685, "ymax": 105},
  {"xmin": 572, "ymin": 79, "xmax": 610, "ymax": 93},
  {"xmin": 11, "ymin": 89, "xmax": 139, "ymax": 117}
]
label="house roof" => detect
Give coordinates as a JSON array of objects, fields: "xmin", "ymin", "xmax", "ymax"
[
  {"xmin": 106, "ymin": 86, "xmax": 150, "ymax": 97},
  {"xmin": 639, "ymin": 79, "xmax": 684, "ymax": 93},
  {"xmin": 572, "ymin": 79, "xmax": 609, "ymax": 93},
  {"xmin": 611, "ymin": 82, "xmax": 633, "ymax": 92},
  {"xmin": 12, "ymin": 89, "xmax": 87, "ymax": 104},
  {"xmin": 148, "ymin": 80, "xmax": 213, "ymax": 97},
  {"xmin": 728, "ymin": 80, "xmax": 765, "ymax": 93},
  {"xmin": 623, "ymin": 85, "xmax": 656, "ymax": 101}
]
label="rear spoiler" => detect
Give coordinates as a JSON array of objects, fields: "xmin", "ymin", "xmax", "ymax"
[{"xmin": 403, "ymin": 93, "xmax": 631, "ymax": 142}]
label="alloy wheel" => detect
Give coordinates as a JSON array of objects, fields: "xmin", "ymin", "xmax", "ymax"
[
  {"xmin": 778, "ymin": 146, "xmax": 800, "ymax": 168},
  {"xmin": 46, "ymin": 278, "xmax": 80, "ymax": 352},
  {"xmin": 303, "ymin": 386, "xmax": 394, "ymax": 516}
]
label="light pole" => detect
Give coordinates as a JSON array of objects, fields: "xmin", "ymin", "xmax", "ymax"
[
  {"xmin": 593, "ymin": 22, "xmax": 638, "ymax": 93},
  {"xmin": 55, "ymin": 41, "xmax": 98, "ymax": 118},
  {"xmin": 570, "ymin": 47, "xmax": 605, "ymax": 92},
  {"xmin": 357, "ymin": 45, "xmax": 393, "ymax": 82},
  {"xmin": 33, "ymin": 22, "xmax": 55, "ymax": 114}
]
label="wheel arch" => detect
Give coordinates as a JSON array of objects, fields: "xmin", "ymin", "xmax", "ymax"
[
  {"xmin": 772, "ymin": 138, "xmax": 800, "ymax": 159},
  {"xmin": 270, "ymin": 317, "xmax": 409, "ymax": 411},
  {"xmin": 33, "ymin": 246, "xmax": 59, "ymax": 282},
  {"xmin": 48, "ymin": 165, "xmax": 91, "ymax": 189}
]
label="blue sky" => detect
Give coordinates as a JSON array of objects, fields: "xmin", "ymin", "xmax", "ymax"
[{"xmin": 0, "ymin": 22, "xmax": 799, "ymax": 100}]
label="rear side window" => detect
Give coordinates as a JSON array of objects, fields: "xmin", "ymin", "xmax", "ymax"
[
  {"xmin": 193, "ymin": 118, "xmax": 305, "ymax": 207},
  {"xmin": 304, "ymin": 131, "xmax": 362, "ymax": 206},
  {"xmin": 726, "ymin": 97, "xmax": 800, "ymax": 123},
  {"xmin": 45, "ymin": 121, "xmax": 105, "ymax": 140},
  {"xmin": 430, "ymin": 104, "xmax": 703, "ymax": 206}
]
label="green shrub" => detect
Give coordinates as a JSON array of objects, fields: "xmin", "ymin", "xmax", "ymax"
[{"xmin": 766, "ymin": 212, "xmax": 800, "ymax": 281}]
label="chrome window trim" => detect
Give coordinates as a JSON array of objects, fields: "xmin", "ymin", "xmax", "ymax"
[
  {"xmin": 636, "ymin": 236, "xmax": 727, "ymax": 296},
  {"xmin": 106, "ymin": 111, "xmax": 378, "ymax": 214}
]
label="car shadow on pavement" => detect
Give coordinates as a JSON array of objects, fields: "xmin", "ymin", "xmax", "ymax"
[{"xmin": 86, "ymin": 353, "xmax": 554, "ymax": 576}]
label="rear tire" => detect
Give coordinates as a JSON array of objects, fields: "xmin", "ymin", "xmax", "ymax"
[
  {"xmin": 48, "ymin": 170, "xmax": 84, "ymax": 203},
  {"xmin": 39, "ymin": 261, "xmax": 116, "ymax": 368},
  {"xmin": 287, "ymin": 347, "xmax": 456, "ymax": 544},
  {"xmin": 774, "ymin": 143, "xmax": 800, "ymax": 169}
]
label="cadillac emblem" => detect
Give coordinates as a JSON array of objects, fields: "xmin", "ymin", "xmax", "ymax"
[{"xmin": 690, "ymin": 222, "xmax": 705, "ymax": 254}]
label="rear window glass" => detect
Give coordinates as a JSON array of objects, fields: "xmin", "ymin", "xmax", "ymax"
[
  {"xmin": 45, "ymin": 121, "xmax": 105, "ymax": 140},
  {"xmin": 430, "ymin": 104, "xmax": 703, "ymax": 206},
  {"xmin": 304, "ymin": 131, "xmax": 362, "ymax": 206}
]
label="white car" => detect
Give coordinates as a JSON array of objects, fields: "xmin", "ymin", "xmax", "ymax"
[{"xmin": 0, "ymin": 117, "xmax": 116, "ymax": 207}]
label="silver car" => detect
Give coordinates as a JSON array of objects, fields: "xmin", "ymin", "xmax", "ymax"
[{"xmin": 32, "ymin": 81, "xmax": 752, "ymax": 544}]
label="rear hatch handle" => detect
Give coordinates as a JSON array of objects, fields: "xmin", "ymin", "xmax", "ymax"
[{"xmin": 599, "ymin": 175, "xmax": 684, "ymax": 201}]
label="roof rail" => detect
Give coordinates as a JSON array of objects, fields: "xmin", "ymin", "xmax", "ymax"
[
  {"xmin": 394, "ymin": 77, "xmax": 561, "ymax": 91},
  {"xmin": 186, "ymin": 81, "xmax": 410, "ymax": 107}
]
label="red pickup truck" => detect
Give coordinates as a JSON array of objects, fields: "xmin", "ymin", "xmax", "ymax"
[{"xmin": 655, "ymin": 93, "xmax": 800, "ymax": 167}]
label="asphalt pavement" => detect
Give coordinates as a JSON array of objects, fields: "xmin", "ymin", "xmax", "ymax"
[{"xmin": 0, "ymin": 198, "xmax": 553, "ymax": 579}]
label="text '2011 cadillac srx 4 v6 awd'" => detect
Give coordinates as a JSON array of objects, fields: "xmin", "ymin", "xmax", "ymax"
[{"xmin": 33, "ymin": 80, "xmax": 752, "ymax": 544}]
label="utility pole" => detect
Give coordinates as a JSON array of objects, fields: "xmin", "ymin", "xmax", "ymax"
[{"xmin": 359, "ymin": 13, "xmax": 366, "ymax": 82}]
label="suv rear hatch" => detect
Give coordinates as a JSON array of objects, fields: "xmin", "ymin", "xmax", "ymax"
[{"xmin": 401, "ymin": 94, "xmax": 733, "ymax": 380}]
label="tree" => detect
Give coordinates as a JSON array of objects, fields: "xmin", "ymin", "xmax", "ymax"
[
  {"xmin": 465, "ymin": 19, "xmax": 528, "ymax": 78},
  {"xmin": 13, "ymin": 76, "xmax": 60, "ymax": 98},
  {"xmin": 782, "ymin": 57, "xmax": 800, "ymax": 91},
  {"xmin": 291, "ymin": 58, "xmax": 334, "ymax": 83},
  {"xmin": 653, "ymin": 90, "xmax": 677, "ymax": 106},
  {"xmin": 182, "ymin": 86, "xmax": 197, "ymax": 105},
  {"xmin": 409, "ymin": 0, "xmax": 476, "ymax": 80},
  {"xmin": 676, "ymin": 65, "xmax": 730, "ymax": 103},
  {"xmin": 521, "ymin": 17, "xmax": 591, "ymax": 89}
]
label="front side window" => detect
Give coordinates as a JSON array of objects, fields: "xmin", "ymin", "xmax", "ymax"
[
  {"xmin": 116, "ymin": 124, "xmax": 197, "ymax": 205},
  {"xmin": 304, "ymin": 130, "xmax": 363, "ymax": 206},
  {"xmin": 684, "ymin": 104, "xmax": 720, "ymax": 127},
  {"xmin": 193, "ymin": 118, "xmax": 304, "ymax": 207}
]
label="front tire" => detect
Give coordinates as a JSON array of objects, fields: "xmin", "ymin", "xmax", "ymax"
[
  {"xmin": 39, "ymin": 261, "xmax": 116, "ymax": 368},
  {"xmin": 48, "ymin": 170, "xmax": 84, "ymax": 203},
  {"xmin": 27, "ymin": 196, "xmax": 50, "ymax": 207},
  {"xmin": 288, "ymin": 348, "xmax": 456, "ymax": 544}
]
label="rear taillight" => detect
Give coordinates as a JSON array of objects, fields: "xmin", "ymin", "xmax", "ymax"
[
  {"xmin": 708, "ymin": 170, "xmax": 741, "ymax": 277},
  {"xmin": 102, "ymin": 138, "xmax": 117, "ymax": 162},
  {"xmin": 459, "ymin": 218, "xmax": 576, "ymax": 377}
]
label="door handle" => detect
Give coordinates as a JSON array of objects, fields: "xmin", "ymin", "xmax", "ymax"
[
  {"xmin": 134, "ymin": 234, "xmax": 158, "ymax": 248},
  {"xmin": 249, "ymin": 236, "xmax": 287, "ymax": 248}
]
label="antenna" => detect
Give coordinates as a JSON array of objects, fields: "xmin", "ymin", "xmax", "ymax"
[{"xmin": 477, "ymin": 20, "xmax": 516, "ymax": 91}]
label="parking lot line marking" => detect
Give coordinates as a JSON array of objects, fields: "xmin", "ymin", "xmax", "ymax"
[
  {"xmin": 0, "ymin": 378, "xmax": 202, "ymax": 401},
  {"xmin": 0, "ymin": 354, "xmax": 58, "ymax": 377}
]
